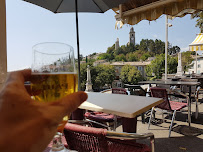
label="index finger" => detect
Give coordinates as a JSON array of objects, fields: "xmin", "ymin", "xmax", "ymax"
[{"xmin": 6, "ymin": 69, "xmax": 31, "ymax": 85}]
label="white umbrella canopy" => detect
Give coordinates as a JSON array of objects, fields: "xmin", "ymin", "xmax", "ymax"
[{"xmin": 22, "ymin": 0, "xmax": 130, "ymax": 90}]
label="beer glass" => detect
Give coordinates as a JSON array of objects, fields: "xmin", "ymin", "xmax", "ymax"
[{"xmin": 31, "ymin": 42, "xmax": 77, "ymax": 152}]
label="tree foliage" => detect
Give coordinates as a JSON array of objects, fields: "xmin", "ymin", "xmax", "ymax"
[
  {"xmin": 80, "ymin": 63, "xmax": 115, "ymax": 91},
  {"xmin": 145, "ymin": 54, "xmax": 178, "ymax": 80},
  {"xmin": 181, "ymin": 51, "xmax": 194, "ymax": 72},
  {"xmin": 120, "ymin": 65, "xmax": 142, "ymax": 84},
  {"xmin": 191, "ymin": 11, "xmax": 203, "ymax": 33},
  {"xmin": 97, "ymin": 39, "xmax": 179, "ymax": 62}
]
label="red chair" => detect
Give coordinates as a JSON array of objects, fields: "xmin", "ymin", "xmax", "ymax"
[
  {"xmin": 84, "ymin": 88, "xmax": 127, "ymax": 131},
  {"xmin": 64, "ymin": 123, "xmax": 155, "ymax": 152},
  {"xmin": 149, "ymin": 87, "xmax": 188, "ymax": 137}
]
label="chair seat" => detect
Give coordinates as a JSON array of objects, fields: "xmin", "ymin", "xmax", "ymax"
[
  {"xmin": 85, "ymin": 111, "xmax": 115, "ymax": 122},
  {"xmin": 169, "ymin": 101, "xmax": 187, "ymax": 111}
]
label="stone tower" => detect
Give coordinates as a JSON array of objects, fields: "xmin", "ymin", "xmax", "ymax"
[
  {"xmin": 115, "ymin": 38, "xmax": 119, "ymax": 50},
  {"xmin": 129, "ymin": 27, "xmax": 135, "ymax": 45}
]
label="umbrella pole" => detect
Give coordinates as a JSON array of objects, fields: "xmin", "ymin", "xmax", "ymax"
[{"xmin": 75, "ymin": 0, "xmax": 81, "ymax": 91}]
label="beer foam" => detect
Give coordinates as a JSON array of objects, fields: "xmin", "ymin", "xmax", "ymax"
[{"xmin": 32, "ymin": 72, "xmax": 77, "ymax": 75}]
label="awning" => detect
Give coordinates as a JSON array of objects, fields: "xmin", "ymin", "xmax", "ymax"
[
  {"xmin": 114, "ymin": 0, "xmax": 203, "ymax": 27},
  {"xmin": 189, "ymin": 33, "xmax": 203, "ymax": 51}
]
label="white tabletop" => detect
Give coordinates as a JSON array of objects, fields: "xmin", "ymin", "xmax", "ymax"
[{"xmin": 79, "ymin": 92, "xmax": 163, "ymax": 118}]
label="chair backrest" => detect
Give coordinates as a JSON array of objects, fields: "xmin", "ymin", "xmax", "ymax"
[
  {"xmin": 64, "ymin": 123, "xmax": 152, "ymax": 152},
  {"xmin": 64, "ymin": 123, "xmax": 108, "ymax": 152},
  {"xmin": 150, "ymin": 87, "xmax": 172, "ymax": 111},
  {"xmin": 112, "ymin": 88, "xmax": 128, "ymax": 95}
]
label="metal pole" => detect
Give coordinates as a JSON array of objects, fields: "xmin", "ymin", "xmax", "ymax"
[
  {"xmin": 196, "ymin": 51, "xmax": 197, "ymax": 74},
  {"xmin": 165, "ymin": 15, "xmax": 168, "ymax": 80},
  {"xmin": 75, "ymin": 0, "xmax": 81, "ymax": 91}
]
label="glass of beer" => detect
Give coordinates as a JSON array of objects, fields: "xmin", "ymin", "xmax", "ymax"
[{"xmin": 31, "ymin": 42, "xmax": 77, "ymax": 152}]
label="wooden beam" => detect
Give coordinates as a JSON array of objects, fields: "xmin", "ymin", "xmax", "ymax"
[
  {"xmin": 0, "ymin": 0, "xmax": 7, "ymax": 89},
  {"xmin": 115, "ymin": 0, "xmax": 177, "ymax": 19}
]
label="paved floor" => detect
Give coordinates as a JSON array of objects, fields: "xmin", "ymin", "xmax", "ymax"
[{"xmin": 116, "ymin": 99, "xmax": 203, "ymax": 152}]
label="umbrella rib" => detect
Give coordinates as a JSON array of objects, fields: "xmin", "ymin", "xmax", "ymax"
[
  {"xmin": 54, "ymin": 0, "xmax": 64, "ymax": 13},
  {"xmin": 92, "ymin": 0, "xmax": 104, "ymax": 13}
]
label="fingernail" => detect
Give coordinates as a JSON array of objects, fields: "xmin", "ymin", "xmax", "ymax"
[{"xmin": 79, "ymin": 92, "xmax": 88, "ymax": 102}]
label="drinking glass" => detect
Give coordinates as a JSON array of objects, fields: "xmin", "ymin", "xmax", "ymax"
[{"xmin": 31, "ymin": 42, "xmax": 78, "ymax": 152}]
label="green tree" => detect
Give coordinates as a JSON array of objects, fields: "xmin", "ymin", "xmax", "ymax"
[
  {"xmin": 94, "ymin": 65, "xmax": 115, "ymax": 89},
  {"xmin": 115, "ymin": 54, "xmax": 126, "ymax": 61},
  {"xmin": 126, "ymin": 52, "xmax": 138, "ymax": 61},
  {"xmin": 168, "ymin": 45, "xmax": 180, "ymax": 55},
  {"xmin": 191, "ymin": 11, "xmax": 203, "ymax": 32},
  {"xmin": 145, "ymin": 54, "xmax": 177, "ymax": 79},
  {"xmin": 120, "ymin": 65, "xmax": 142, "ymax": 84},
  {"xmin": 140, "ymin": 52, "xmax": 151, "ymax": 61},
  {"xmin": 182, "ymin": 51, "xmax": 194, "ymax": 73}
]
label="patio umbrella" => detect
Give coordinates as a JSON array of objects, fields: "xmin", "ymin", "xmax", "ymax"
[{"xmin": 23, "ymin": 0, "xmax": 129, "ymax": 90}]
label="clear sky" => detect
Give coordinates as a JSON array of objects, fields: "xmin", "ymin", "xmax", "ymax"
[{"xmin": 6, "ymin": 0, "xmax": 200, "ymax": 71}]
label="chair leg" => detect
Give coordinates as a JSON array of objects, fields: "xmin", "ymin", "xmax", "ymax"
[
  {"xmin": 148, "ymin": 107, "xmax": 154, "ymax": 129},
  {"xmin": 169, "ymin": 110, "xmax": 176, "ymax": 138},
  {"xmin": 195, "ymin": 99, "xmax": 199, "ymax": 119}
]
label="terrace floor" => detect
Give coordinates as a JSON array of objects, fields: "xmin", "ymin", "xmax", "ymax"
[{"xmin": 116, "ymin": 99, "xmax": 203, "ymax": 152}]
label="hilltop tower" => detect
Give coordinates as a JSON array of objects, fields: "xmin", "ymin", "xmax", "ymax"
[
  {"xmin": 115, "ymin": 38, "xmax": 120, "ymax": 50},
  {"xmin": 129, "ymin": 27, "xmax": 135, "ymax": 45}
]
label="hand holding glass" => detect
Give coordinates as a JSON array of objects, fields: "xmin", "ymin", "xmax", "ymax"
[{"xmin": 31, "ymin": 42, "xmax": 77, "ymax": 151}]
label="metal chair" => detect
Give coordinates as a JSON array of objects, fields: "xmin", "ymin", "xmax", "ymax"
[
  {"xmin": 148, "ymin": 87, "xmax": 188, "ymax": 137},
  {"xmin": 64, "ymin": 123, "xmax": 155, "ymax": 152}
]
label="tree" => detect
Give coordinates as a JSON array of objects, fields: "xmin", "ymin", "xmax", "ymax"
[
  {"xmin": 80, "ymin": 63, "xmax": 116, "ymax": 91},
  {"xmin": 140, "ymin": 52, "xmax": 151, "ymax": 61},
  {"xmin": 145, "ymin": 54, "xmax": 177, "ymax": 79},
  {"xmin": 168, "ymin": 45, "xmax": 180, "ymax": 55},
  {"xmin": 126, "ymin": 52, "xmax": 138, "ymax": 61},
  {"xmin": 94, "ymin": 65, "xmax": 115, "ymax": 89},
  {"xmin": 181, "ymin": 51, "xmax": 194, "ymax": 73},
  {"xmin": 191, "ymin": 11, "xmax": 203, "ymax": 33},
  {"xmin": 120, "ymin": 65, "xmax": 142, "ymax": 84},
  {"xmin": 115, "ymin": 54, "xmax": 126, "ymax": 61}
]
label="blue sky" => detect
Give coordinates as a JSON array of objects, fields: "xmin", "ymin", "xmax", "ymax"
[{"xmin": 6, "ymin": 0, "xmax": 200, "ymax": 71}]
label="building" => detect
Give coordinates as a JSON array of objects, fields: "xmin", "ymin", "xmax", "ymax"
[
  {"xmin": 110, "ymin": 61, "xmax": 151, "ymax": 79},
  {"xmin": 188, "ymin": 55, "xmax": 203, "ymax": 74}
]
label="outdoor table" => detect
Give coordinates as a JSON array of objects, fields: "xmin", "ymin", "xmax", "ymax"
[
  {"xmin": 138, "ymin": 80, "xmax": 200, "ymax": 126},
  {"xmin": 79, "ymin": 92, "xmax": 163, "ymax": 133},
  {"xmin": 124, "ymin": 84, "xmax": 147, "ymax": 123}
]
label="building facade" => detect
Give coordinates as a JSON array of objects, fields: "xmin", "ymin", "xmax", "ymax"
[
  {"xmin": 110, "ymin": 61, "xmax": 150, "ymax": 79},
  {"xmin": 188, "ymin": 56, "xmax": 203, "ymax": 74}
]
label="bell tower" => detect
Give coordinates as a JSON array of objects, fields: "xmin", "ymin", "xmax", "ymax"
[{"xmin": 129, "ymin": 27, "xmax": 135, "ymax": 45}]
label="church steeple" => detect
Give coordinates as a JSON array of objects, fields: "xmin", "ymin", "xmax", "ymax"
[
  {"xmin": 115, "ymin": 38, "xmax": 119, "ymax": 50},
  {"xmin": 129, "ymin": 27, "xmax": 135, "ymax": 45}
]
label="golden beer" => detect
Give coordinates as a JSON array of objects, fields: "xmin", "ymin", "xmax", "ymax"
[{"xmin": 31, "ymin": 72, "xmax": 78, "ymax": 132}]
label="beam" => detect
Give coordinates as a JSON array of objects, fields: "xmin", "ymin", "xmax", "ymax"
[
  {"xmin": 115, "ymin": 0, "xmax": 178, "ymax": 20},
  {"xmin": 0, "ymin": 0, "xmax": 7, "ymax": 89}
]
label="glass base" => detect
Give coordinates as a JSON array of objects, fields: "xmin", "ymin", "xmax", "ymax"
[{"xmin": 51, "ymin": 133, "xmax": 65, "ymax": 151}]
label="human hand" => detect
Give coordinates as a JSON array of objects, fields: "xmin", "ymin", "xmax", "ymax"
[{"xmin": 0, "ymin": 69, "xmax": 87, "ymax": 152}]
